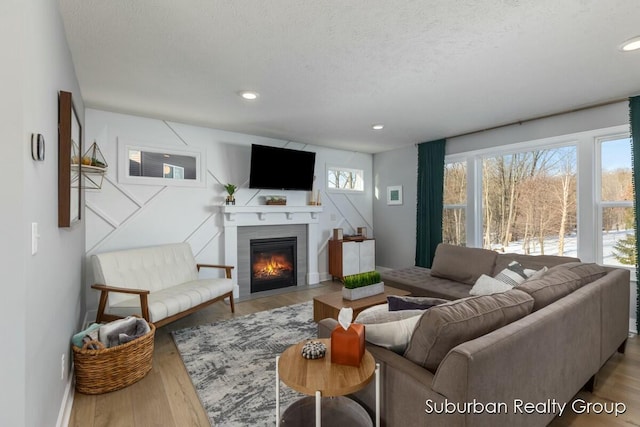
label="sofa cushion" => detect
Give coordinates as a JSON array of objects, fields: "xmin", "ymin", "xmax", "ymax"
[
  {"xmin": 92, "ymin": 243, "xmax": 200, "ymax": 306},
  {"xmin": 110, "ymin": 278, "xmax": 233, "ymax": 322},
  {"xmin": 430, "ymin": 244, "xmax": 498, "ymax": 285},
  {"xmin": 381, "ymin": 266, "xmax": 472, "ymax": 300},
  {"xmin": 516, "ymin": 268, "xmax": 582, "ymax": 311},
  {"xmin": 549, "ymin": 262, "xmax": 608, "ymax": 287},
  {"xmin": 387, "ymin": 295, "xmax": 449, "ymax": 311},
  {"xmin": 404, "ymin": 289, "xmax": 534, "ymax": 372},
  {"xmin": 355, "ymin": 304, "xmax": 426, "ymax": 353}
]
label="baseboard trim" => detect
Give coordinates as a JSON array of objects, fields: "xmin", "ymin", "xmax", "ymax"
[{"xmin": 56, "ymin": 369, "xmax": 74, "ymax": 427}]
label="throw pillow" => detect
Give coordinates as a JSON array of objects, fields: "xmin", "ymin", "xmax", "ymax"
[
  {"xmin": 354, "ymin": 304, "xmax": 424, "ymax": 353},
  {"xmin": 387, "ymin": 295, "xmax": 449, "ymax": 311},
  {"xmin": 493, "ymin": 260, "xmax": 530, "ymax": 287},
  {"xmin": 469, "ymin": 274, "xmax": 513, "ymax": 296},
  {"xmin": 523, "ymin": 266, "xmax": 548, "ymax": 282},
  {"xmin": 404, "ymin": 289, "xmax": 534, "ymax": 372}
]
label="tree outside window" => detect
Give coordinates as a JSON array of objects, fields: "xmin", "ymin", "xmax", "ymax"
[{"xmin": 600, "ymin": 136, "xmax": 635, "ymax": 267}]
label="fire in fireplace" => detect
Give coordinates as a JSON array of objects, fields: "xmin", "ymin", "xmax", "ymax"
[{"xmin": 250, "ymin": 237, "xmax": 297, "ymax": 293}]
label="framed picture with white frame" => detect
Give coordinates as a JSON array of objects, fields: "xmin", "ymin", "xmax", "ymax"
[{"xmin": 387, "ymin": 185, "xmax": 403, "ymax": 205}]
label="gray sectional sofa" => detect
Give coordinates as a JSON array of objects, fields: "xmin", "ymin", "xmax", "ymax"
[{"xmin": 318, "ymin": 243, "xmax": 630, "ymax": 427}]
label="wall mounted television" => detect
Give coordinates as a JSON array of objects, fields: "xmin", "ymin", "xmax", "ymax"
[{"xmin": 249, "ymin": 144, "xmax": 316, "ymax": 191}]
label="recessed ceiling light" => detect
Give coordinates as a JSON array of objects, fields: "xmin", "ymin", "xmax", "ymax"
[
  {"xmin": 238, "ymin": 91, "xmax": 259, "ymax": 100},
  {"xmin": 620, "ymin": 36, "xmax": 640, "ymax": 52},
  {"xmin": 372, "ymin": 124, "xmax": 384, "ymax": 130}
]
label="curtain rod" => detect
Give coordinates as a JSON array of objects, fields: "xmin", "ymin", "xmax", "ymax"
[{"xmin": 444, "ymin": 97, "xmax": 629, "ymax": 141}]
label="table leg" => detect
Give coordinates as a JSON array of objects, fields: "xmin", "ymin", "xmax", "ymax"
[
  {"xmin": 315, "ymin": 390, "xmax": 321, "ymax": 426},
  {"xmin": 375, "ymin": 363, "xmax": 380, "ymax": 427},
  {"xmin": 275, "ymin": 356, "xmax": 280, "ymax": 427}
]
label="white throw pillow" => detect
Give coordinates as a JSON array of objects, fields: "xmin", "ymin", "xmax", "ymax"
[
  {"xmin": 523, "ymin": 266, "xmax": 548, "ymax": 282},
  {"xmin": 355, "ymin": 304, "xmax": 423, "ymax": 353},
  {"xmin": 469, "ymin": 274, "xmax": 513, "ymax": 295}
]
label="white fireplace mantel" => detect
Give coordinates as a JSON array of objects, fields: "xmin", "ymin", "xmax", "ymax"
[
  {"xmin": 221, "ymin": 205, "xmax": 323, "ymax": 224},
  {"xmin": 220, "ymin": 205, "xmax": 323, "ymax": 298}
]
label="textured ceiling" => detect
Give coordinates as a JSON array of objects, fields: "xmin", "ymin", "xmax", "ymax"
[{"xmin": 58, "ymin": 0, "xmax": 640, "ymax": 153}]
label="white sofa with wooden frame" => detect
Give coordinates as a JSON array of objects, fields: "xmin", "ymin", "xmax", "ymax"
[{"xmin": 91, "ymin": 243, "xmax": 234, "ymax": 327}]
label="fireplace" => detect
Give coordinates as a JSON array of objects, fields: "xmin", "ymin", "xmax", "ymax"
[{"xmin": 250, "ymin": 237, "xmax": 297, "ymax": 293}]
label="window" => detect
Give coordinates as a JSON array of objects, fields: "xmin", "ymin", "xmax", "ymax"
[
  {"xmin": 481, "ymin": 146, "xmax": 577, "ymax": 256},
  {"xmin": 442, "ymin": 124, "xmax": 634, "ymax": 272},
  {"xmin": 118, "ymin": 141, "xmax": 205, "ymax": 187},
  {"xmin": 327, "ymin": 166, "xmax": 364, "ymax": 191},
  {"xmin": 598, "ymin": 136, "xmax": 634, "ymax": 267},
  {"xmin": 443, "ymin": 161, "xmax": 467, "ymax": 246}
]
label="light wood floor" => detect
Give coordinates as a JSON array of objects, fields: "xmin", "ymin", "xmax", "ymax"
[{"xmin": 69, "ymin": 282, "xmax": 640, "ymax": 427}]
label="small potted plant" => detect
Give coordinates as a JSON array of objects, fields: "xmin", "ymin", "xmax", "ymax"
[
  {"xmin": 224, "ymin": 183, "xmax": 237, "ymax": 205},
  {"xmin": 342, "ymin": 271, "xmax": 384, "ymax": 300}
]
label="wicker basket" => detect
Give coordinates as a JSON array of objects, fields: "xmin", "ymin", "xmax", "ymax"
[{"xmin": 72, "ymin": 322, "xmax": 155, "ymax": 394}]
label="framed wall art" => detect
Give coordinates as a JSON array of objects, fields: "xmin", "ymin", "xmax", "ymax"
[
  {"xmin": 58, "ymin": 90, "xmax": 82, "ymax": 227},
  {"xmin": 387, "ymin": 185, "xmax": 403, "ymax": 205}
]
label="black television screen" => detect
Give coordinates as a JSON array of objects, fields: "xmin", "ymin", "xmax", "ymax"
[{"xmin": 249, "ymin": 144, "xmax": 316, "ymax": 191}]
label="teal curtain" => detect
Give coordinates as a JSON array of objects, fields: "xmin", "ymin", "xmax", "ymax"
[
  {"xmin": 631, "ymin": 96, "xmax": 640, "ymax": 332},
  {"xmin": 416, "ymin": 139, "xmax": 446, "ymax": 268}
]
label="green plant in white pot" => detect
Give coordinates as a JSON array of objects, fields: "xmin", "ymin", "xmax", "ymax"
[
  {"xmin": 342, "ymin": 271, "xmax": 384, "ymax": 300},
  {"xmin": 224, "ymin": 183, "xmax": 237, "ymax": 205}
]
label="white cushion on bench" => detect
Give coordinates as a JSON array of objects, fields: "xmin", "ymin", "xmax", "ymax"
[{"xmin": 109, "ymin": 278, "xmax": 234, "ymax": 322}]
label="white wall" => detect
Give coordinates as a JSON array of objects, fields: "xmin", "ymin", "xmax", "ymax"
[
  {"xmin": 372, "ymin": 144, "xmax": 418, "ymax": 269},
  {"xmin": 0, "ymin": 1, "xmax": 85, "ymax": 426},
  {"xmin": 84, "ymin": 109, "xmax": 373, "ymax": 311}
]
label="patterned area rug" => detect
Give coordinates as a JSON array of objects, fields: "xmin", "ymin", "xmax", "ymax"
[{"xmin": 172, "ymin": 301, "xmax": 317, "ymax": 426}]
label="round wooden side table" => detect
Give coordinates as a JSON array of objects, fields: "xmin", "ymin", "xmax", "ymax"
[{"xmin": 276, "ymin": 338, "xmax": 380, "ymax": 427}]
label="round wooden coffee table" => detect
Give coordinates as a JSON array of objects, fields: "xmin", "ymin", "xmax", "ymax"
[{"xmin": 276, "ymin": 338, "xmax": 380, "ymax": 427}]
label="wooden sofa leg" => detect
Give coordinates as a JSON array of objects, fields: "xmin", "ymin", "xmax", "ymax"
[
  {"xmin": 618, "ymin": 338, "xmax": 627, "ymax": 354},
  {"xmin": 584, "ymin": 375, "xmax": 596, "ymax": 393},
  {"xmin": 229, "ymin": 293, "xmax": 235, "ymax": 313}
]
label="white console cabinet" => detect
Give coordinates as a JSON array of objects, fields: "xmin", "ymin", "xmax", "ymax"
[{"xmin": 328, "ymin": 238, "xmax": 375, "ymax": 280}]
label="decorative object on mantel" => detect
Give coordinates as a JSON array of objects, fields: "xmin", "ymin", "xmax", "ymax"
[
  {"xmin": 342, "ymin": 271, "xmax": 384, "ymax": 300},
  {"xmin": 224, "ymin": 183, "xmax": 237, "ymax": 205},
  {"xmin": 265, "ymin": 195, "xmax": 286, "ymax": 205},
  {"xmin": 75, "ymin": 140, "xmax": 108, "ymax": 190},
  {"xmin": 316, "ymin": 189, "xmax": 321, "ymax": 205}
]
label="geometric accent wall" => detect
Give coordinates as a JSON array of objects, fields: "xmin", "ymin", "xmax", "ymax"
[{"xmin": 84, "ymin": 108, "xmax": 374, "ymax": 311}]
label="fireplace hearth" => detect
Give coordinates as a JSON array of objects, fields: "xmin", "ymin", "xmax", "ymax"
[{"xmin": 250, "ymin": 237, "xmax": 297, "ymax": 293}]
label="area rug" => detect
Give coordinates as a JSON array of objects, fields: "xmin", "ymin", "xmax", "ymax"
[{"xmin": 172, "ymin": 301, "xmax": 317, "ymax": 426}]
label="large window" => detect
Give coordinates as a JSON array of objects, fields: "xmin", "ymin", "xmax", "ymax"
[
  {"xmin": 442, "ymin": 124, "xmax": 634, "ymax": 269},
  {"xmin": 443, "ymin": 161, "xmax": 467, "ymax": 246},
  {"xmin": 599, "ymin": 136, "xmax": 634, "ymax": 267},
  {"xmin": 482, "ymin": 146, "xmax": 577, "ymax": 256}
]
